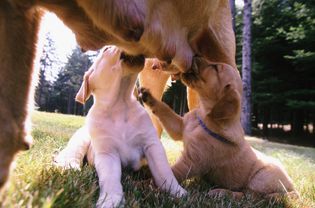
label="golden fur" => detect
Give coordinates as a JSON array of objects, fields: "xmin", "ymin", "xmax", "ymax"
[
  {"xmin": 139, "ymin": 57, "xmax": 297, "ymax": 198},
  {"xmin": 0, "ymin": 0, "xmax": 235, "ymax": 189}
]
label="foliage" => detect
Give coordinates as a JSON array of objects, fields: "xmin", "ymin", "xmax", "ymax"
[
  {"xmin": 0, "ymin": 111, "xmax": 314, "ymax": 207},
  {"xmin": 50, "ymin": 47, "xmax": 93, "ymax": 115},
  {"xmin": 35, "ymin": 32, "xmax": 60, "ymax": 111},
  {"xmin": 162, "ymin": 80, "xmax": 188, "ymax": 116},
  {"xmin": 236, "ymin": 0, "xmax": 315, "ymax": 138}
]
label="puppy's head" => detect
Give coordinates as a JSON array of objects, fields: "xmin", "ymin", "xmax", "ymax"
[
  {"xmin": 75, "ymin": 45, "xmax": 145, "ymax": 104},
  {"xmin": 181, "ymin": 57, "xmax": 242, "ymax": 123}
]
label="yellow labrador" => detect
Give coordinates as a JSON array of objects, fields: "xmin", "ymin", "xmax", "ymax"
[
  {"xmin": 139, "ymin": 57, "xmax": 297, "ymax": 199},
  {"xmin": 1, "ymin": 0, "xmax": 235, "ymax": 189},
  {"xmin": 54, "ymin": 46, "xmax": 186, "ymax": 208}
]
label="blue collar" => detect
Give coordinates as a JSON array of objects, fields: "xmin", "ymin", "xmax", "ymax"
[{"xmin": 195, "ymin": 112, "xmax": 233, "ymax": 145}]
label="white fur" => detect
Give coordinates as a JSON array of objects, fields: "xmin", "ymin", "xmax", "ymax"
[{"xmin": 54, "ymin": 46, "xmax": 186, "ymax": 208}]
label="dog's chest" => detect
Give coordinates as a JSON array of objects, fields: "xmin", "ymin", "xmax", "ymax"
[{"xmin": 87, "ymin": 110, "xmax": 154, "ymax": 170}]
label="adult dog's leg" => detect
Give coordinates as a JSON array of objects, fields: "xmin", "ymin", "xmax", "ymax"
[
  {"xmin": 94, "ymin": 153, "xmax": 124, "ymax": 208},
  {"xmin": 191, "ymin": 0, "xmax": 236, "ymax": 69},
  {"xmin": 139, "ymin": 64, "xmax": 170, "ymax": 138},
  {"xmin": 0, "ymin": 2, "xmax": 42, "ymax": 189},
  {"xmin": 54, "ymin": 126, "xmax": 91, "ymax": 169},
  {"xmin": 144, "ymin": 140, "xmax": 186, "ymax": 197},
  {"xmin": 139, "ymin": 88, "xmax": 184, "ymax": 141}
]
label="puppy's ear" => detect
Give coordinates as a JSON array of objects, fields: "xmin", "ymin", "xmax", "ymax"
[
  {"xmin": 210, "ymin": 86, "xmax": 241, "ymax": 125},
  {"xmin": 75, "ymin": 68, "xmax": 94, "ymax": 104}
]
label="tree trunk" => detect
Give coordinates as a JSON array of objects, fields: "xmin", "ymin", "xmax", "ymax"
[
  {"xmin": 229, "ymin": 0, "xmax": 236, "ymax": 32},
  {"xmin": 262, "ymin": 108, "xmax": 269, "ymax": 137},
  {"xmin": 67, "ymin": 92, "xmax": 72, "ymax": 114},
  {"xmin": 241, "ymin": 0, "xmax": 252, "ymax": 135},
  {"xmin": 292, "ymin": 110, "xmax": 304, "ymax": 135}
]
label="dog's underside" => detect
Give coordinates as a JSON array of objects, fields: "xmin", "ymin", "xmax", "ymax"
[{"xmin": 0, "ymin": 0, "xmax": 235, "ymax": 189}]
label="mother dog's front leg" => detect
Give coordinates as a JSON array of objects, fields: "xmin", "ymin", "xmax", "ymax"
[
  {"xmin": 144, "ymin": 140, "xmax": 187, "ymax": 197},
  {"xmin": 94, "ymin": 153, "xmax": 124, "ymax": 208},
  {"xmin": 0, "ymin": 2, "xmax": 42, "ymax": 189}
]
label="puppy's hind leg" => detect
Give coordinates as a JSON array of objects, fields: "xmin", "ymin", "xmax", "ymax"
[
  {"xmin": 171, "ymin": 155, "xmax": 201, "ymax": 183},
  {"xmin": 144, "ymin": 140, "xmax": 187, "ymax": 197},
  {"xmin": 54, "ymin": 126, "xmax": 91, "ymax": 169},
  {"xmin": 94, "ymin": 153, "xmax": 124, "ymax": 208},
  {"xmin": 208, "ymin": 188, "xmax": 244, "ymax": 201}
]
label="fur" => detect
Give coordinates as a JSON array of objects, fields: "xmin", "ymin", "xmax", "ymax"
[
  {"xmin": 139, "ymin": 56, "xmax": 297, "ymax": 198},
  {"xmin": 0, "ymin": 0, "xmax": 235, "ymax": 190},
  {"xmin": 54, "ymin": 46, "xmax": 186, "ymax": 208}
]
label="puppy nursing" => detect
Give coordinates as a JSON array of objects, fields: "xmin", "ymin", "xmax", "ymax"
[
  {"xmin": 55, "ymin": 46, "xmax": 186, "ymax": 208},
  {"xmin": 140, "ymin": 57, "xmax": 296, "ymax": 198}
]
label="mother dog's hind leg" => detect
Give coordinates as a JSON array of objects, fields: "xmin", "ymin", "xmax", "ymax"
[
  {"xmin": 139, "ymin": 61, "xmax": 170, "ymax": 138},
  {"xmin": 0, "ymin": 2, "xmax": 42, "ymax": 189}
]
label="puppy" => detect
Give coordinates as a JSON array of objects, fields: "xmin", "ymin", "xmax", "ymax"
[
  {"xmin": 139, "ymin": 57, "xmax": 296, "ymax": 198},
  {"xmin": 54, "ymin": 46, "xmax": 186, "ymax": 208},
  {"xmin": 1, "ymin": 0, "xmax": 235, "ymax": 189}
]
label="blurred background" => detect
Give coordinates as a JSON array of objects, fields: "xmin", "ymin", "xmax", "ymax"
[{"xmin": 34, "ymin": 0, "xmax": 315, "ymax": 147}]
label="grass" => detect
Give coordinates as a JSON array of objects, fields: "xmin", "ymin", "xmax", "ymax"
[{"xmin": 0, "ymin": 111, "xmax": 314, "ymax": 207}]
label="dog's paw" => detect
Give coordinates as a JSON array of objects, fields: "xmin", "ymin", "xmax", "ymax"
[
  {"xmin": 208, "ymin": 188, "xmax": 244, "ymax": 200},
  {"xmin": 96, "ymin": 194, "xmax": 124, "ymax": 208},
  {"xmin": 175, "ymin": 187, "xmax": 188, "ymax": 198},
  {"xmin": 53, "ymin": 152, "xmax": 81, "ymax": 170},
  {"xmin": 138, "ymin": 87, "xmax": 155, "ymax": 107}
]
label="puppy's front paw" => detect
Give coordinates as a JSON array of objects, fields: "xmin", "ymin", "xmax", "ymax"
[
  {"xmin": 97, "ymin": 194, "xmax": 124, "ymax": 208},
  {"xmin": 175, "ymin": 187, "xmax": 188, "ymax": 198},
  {"xmin": 53, "ymin": 152, "xmax": 81, "ymax": 170},
  {"xmin": 138, "ymin": 88, "xmax": 155, "ymax": 107}
]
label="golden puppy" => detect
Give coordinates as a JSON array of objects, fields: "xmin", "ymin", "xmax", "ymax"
[
  {"xmin": 54, "ymin": 46, "xmax": 186, "ymax": 208},
  {"xmin": 139, "ymin": 57, "xmax": 296, "ymax": 198},
  {"xmin": 0, "ymin": 0, "xmax": 235, "ymax": 190}
]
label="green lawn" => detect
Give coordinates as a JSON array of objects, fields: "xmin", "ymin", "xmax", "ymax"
[{"xmin": 0, "ymin": 111, "xmax": 314, "ymax": 207}]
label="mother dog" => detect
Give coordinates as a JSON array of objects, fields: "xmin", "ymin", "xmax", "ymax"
[{"xmin": 0, "ymin": 0, "xmax": 235, "ymax": 189}]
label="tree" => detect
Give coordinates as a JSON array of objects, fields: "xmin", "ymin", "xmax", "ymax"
[
  {"xmin": 162, "ymin": 81, "xmax": 188, "ymax": 116},
  {"xmin": 51, "ymin": 46, "xmax": 93, "ymax": 115},
  {"xmin": 229, "ymin": 0, "xmax": 236, "ymax": 32},
  {"xmin": 251, "ymin": 0, "xmax": 315, "ymax": 138},
  {"xmin": 35, "ymin": 32, "xmax": 59, "ymax": 111},
  {"xmin": 241, "ymin": 0, "xmax": 252, "ymax": 135}
]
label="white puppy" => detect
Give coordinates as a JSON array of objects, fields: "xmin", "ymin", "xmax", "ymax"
[{"xmin": 54, "ymin": 46, "xmax": 186, "ymax": 208}]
